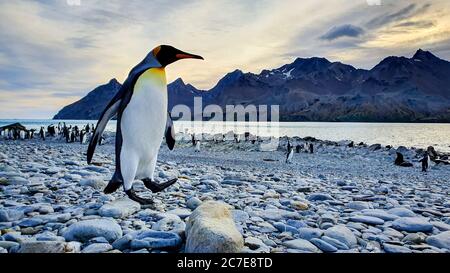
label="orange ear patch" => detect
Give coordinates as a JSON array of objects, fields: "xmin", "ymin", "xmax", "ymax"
[{"xmin": 153, "ymin": 46, "xmax": 161, "ymax": 57}]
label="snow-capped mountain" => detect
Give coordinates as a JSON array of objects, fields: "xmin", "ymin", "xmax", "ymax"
[{"xmin": 54, "ymin": 49, "xmax": 450, "ymax": 122}]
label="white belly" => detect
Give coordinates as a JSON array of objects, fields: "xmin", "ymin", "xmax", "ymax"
[{"xmin": 120, "ymin": 68, "xmax": 167, "ymax": 177}]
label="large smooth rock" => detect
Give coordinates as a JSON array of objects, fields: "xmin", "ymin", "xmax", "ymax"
[
  {"xmin": 186, "ymin": 197, "xmax": 203, "ymax": 210},
  {"xmin": 79, "ymin": 177, "xmax": 107, "ymax": 190},
  {"xmin": 306, "ymin": 193, "xmax": 334, "ymax": 202},
  {"xmin": 346, "ymin": 201, "xmax": 373, "ymax": 211},
  {"xmin": 18, "ymin": 217, "xmax": 44, "ymax": 227},
  {"xmin": 349, "ymin": 215, "xmax": 385, "ymax": 225},
  {"xmin": 388, "ymin": 207, "xmax": 416, "ymax": 217},
  {"xmin": 383, "ymin": 243, "xmax": 412, "ymax": 253},
  {"xmin": 310, "ymin": 238, "xmax": 338, "ymax": 253},
  {"xmin": 152, "ymin": 214, "xmax": 186, "ymax": 235},
  {"xmin": 402, "ymin": 233, "xmax": 427, "ymax": 244},
  {"xmin": 323, "ymin": 225, "xmax": 357, "ymax": 248},
  {"xmin": 361, "ymin": 209, "xmax": 399, "ymax": 221},
  {"xmin": 391, "ymin": 217, "xmax": 433, "ymax": 233},
  {"xmin": 166, "ymin": 208, "xmax": 192, "ymax": 219},
  {"xmin": 18, "ymin": 241, "xmax": 81, "ymax": 253},
  {"xmin": 321, "ymin": 236, "xmax": 350, "ymax": 250},
  {"xmin": 39, "ymin": 213, "xmax": 72, "ymax": 223},
  {"xmin": 0, "ymin": 241, "xmax": 20, "ymax": 250},
  {"xmin": 63, "ymin": 219, "xmax": 123, "ymax": 243},
  {"xmin": 130, "ymin": 230, "xmax": 182, "ymax": 250},
  {"xmin": 426, "ymin": 231, "xmax": 450, "ymax": 250},
  {"xmin": 185, "ymin": 201, "xmax": 244, "ymax": 253},
  {"xmin": 99, "ymin": 198, "xmax": 141, "ymax": 218},
  {"xmin": 231, "ymin": 210, "xmax": 249, "ymax": 224},
  {"xmin": 112, "ymin": 234, "xmax": 133, "ymax": 251},
  {"xmin": 0, "ymin": 208, "xmax": 24, "ymax": 222},
  {"xmin": 273, "ymin": 222, "xmax": 300, "ymax": 234},
  {"xmin": 7, "ymin": 176, "xmax": 29, "ymax": 185},
  {"xmin": 81, "ymin": 243, "xmax": 113, "ymax": 253},
  {"xmin": 283, "ymin": 239, "xmax": 320, "ymax": 253},
  {"xmin": 297, "ymin": 228, "xmax": 323, "ymax": 240}
]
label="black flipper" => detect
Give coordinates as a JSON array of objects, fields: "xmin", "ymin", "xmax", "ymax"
[
  {"xmin": 165, "ymin": 112, "xmax": 175, "ymax": 150},
  {"xmin": 87, "ymin": 52, "xmax": 162, "ymax": 165},
  {"xmin": 87, "ymin": 98, "xmax": 121, "ymax": 164},
  {"xmin": 143, "ymin": 178, "xmax": 177, "ymax": 193}
]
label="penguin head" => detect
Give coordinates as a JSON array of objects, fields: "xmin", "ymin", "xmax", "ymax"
[{"xmin": 152, "ymin": 45, "xmax": 203, "ymax": 67}]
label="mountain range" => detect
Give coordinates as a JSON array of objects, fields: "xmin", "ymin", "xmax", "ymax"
[{"xmin": 53, "ymin": 49, "xmax": 450, "ymax": 122}]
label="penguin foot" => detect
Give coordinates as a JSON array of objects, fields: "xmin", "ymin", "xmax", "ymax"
[
  {"xmin": 104, "ymin": 181, "xmax": 122, "ymax": 194},
  {"xmin": 125, "ymin": 189, "xmax": 154, "ymax": 205},
  {"xmin": 143, "ymin": 178, "xmax": 178, "ymax": 193}
]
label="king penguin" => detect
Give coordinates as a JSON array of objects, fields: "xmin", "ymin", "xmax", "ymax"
[
  {"xmin": 420, "ymin": 152, "xmax": 430, "ymax": 172},
  {"xmin": 286, "ymin": 145, "xmax": 294, "ymax": 164},
  {"xmin": 87, "ymin": 45, "xmax": 203, "ymax": 205},
  {"xmin": 195, "ymin": 140, "xmax": 201, "ymax": 152}
]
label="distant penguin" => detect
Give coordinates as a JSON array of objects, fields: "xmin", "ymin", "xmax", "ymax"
[
  {"xmin": 65, "ymin": 128, "xmax": 70, "ymax": 143},
  {"xmin": 19, "ymin": 130, "xmax": 25, "ymax": 140},
  {"xmin": 286, "ymin": 145, "xmax": 294, "ymax": 164},
  {"xmin": 87, "ymin": 45, "xmax": 203, "ymax": 204},
  {"xmin": 395, "ymin": 152, "xmax": 404, "ymax": 166},
  {"xmin": 195, "ymin": 140, "xmax": 201, "ymax": 152},
  {"xmin": 99, "ymin": 135, "xmax": 104, "ymax": 146},
  {"xmin": 304, "ymin": 142, "xmax": 309, "ymax": 153},
  {"xmin": 309, "ymin": 143, "xmax": 314, "ymax": 154},
  {"xmin": 296, "ymin": 144, "xmax": 301, "ymax": 153},
  {"xmin": 395, "ymin": 152, "xmax": 413, "ymax": 167},
  {"xmin": 192, "ymin": 134, "xmax": 196, "ymax": 146},
  {"xmin": 39, "ymin": 127, "xmax": 45, "ymax": 141},
  {"xmin": 287, "ymin": 139, "xmax": 291, "ymax": 152},
  {"xmin": 420, "ymin": 153, "xmax": 430, "ymax": 172},
  {"xmin": 80, "ymin": 130, "xmax": 86, "ymax": 144}
]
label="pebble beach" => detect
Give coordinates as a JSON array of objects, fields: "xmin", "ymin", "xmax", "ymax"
[{"xmin": 1, "ymin": 135, "xmax": 450, "ymax": 253}]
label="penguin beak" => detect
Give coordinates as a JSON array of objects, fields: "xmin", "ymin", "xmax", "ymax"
[{"xmin": 175, "ymin": 51, "xmax": 204, "ymax": 60}]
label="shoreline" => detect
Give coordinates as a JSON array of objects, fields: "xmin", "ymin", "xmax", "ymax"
[{"xmin": 2, "ymin": 120, "xmax": 450, "ymax": 154}]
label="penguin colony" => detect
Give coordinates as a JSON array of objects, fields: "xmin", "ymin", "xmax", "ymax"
[{"xmin": 0, "ymin": 122, "xmax": 94, "ymax": 144}]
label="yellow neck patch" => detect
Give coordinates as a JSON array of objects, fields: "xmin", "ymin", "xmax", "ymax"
[{"xmin": 135, "ymin": 68, "xmax": 167, "ymax": 92}]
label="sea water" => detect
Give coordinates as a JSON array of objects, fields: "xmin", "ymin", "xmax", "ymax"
[{"xmin": 1, "ymin": 119, "xmax": 449, "ymax": 152}]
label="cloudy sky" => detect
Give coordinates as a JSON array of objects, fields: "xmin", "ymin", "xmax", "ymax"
[{"xmin": 1, "ymin": 0, "xmax": 449, "ymax": 118}]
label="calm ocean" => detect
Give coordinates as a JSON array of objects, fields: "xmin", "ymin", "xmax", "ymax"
[{"xmin": 1, "ymin": 119, "xmax": 450, "ymax": 153}]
